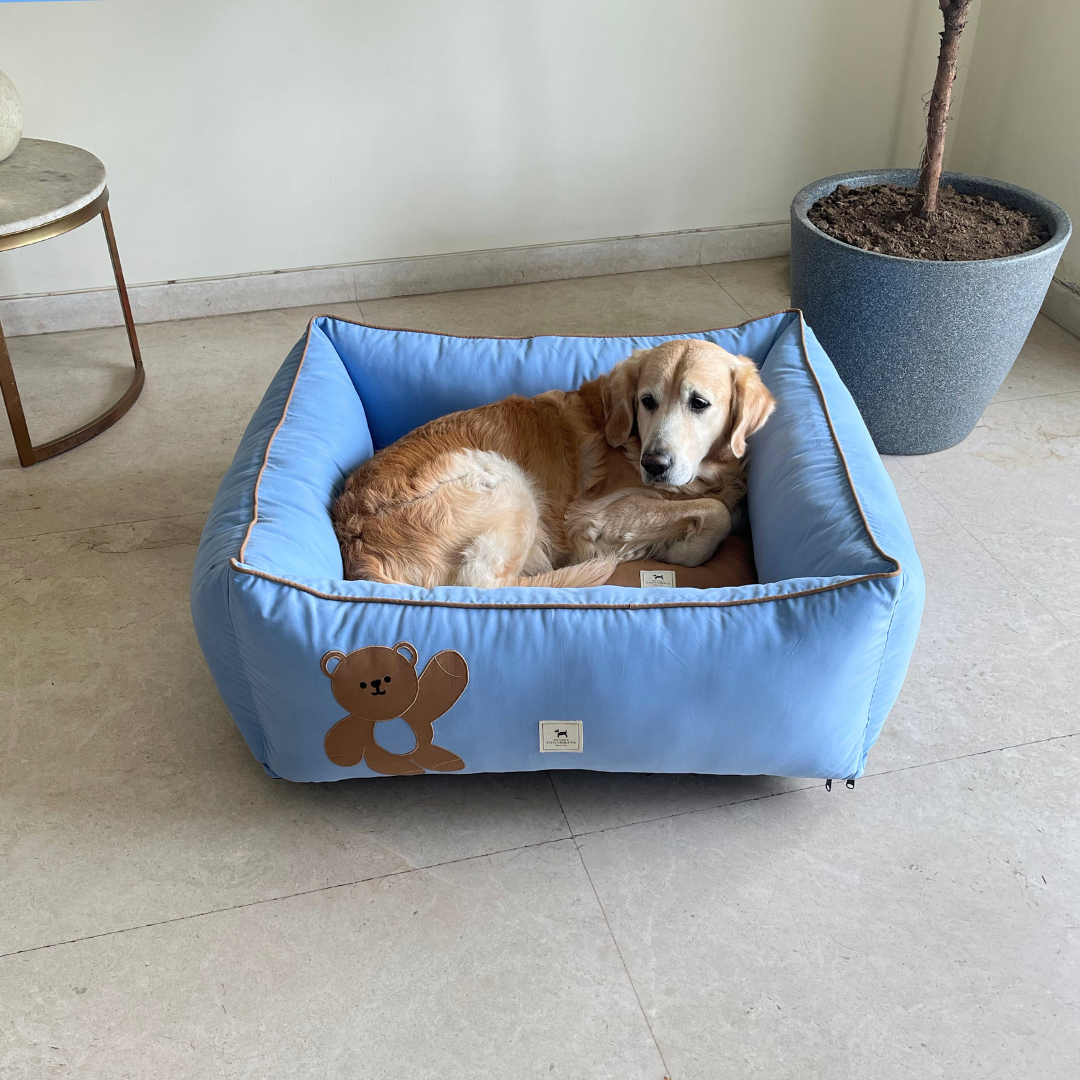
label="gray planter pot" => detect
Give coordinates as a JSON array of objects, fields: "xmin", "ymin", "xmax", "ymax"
[{"xmin": 790, "ymin": 169, "xmax": 1072, "ymax": 455}]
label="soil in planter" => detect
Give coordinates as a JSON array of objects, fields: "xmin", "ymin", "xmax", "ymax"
[{"xmin": 808, "ymin": 183, "xmax": 1050, "ymax": 261}]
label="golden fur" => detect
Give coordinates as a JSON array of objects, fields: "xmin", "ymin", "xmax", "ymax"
[{"xmin": 332, "ymin": 338, "xmax": 776, "ymax": 588}]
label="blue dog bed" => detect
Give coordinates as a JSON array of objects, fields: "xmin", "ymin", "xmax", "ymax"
[{"xmin": 191, "ymin": 311, "xmax": 923, "ymax": 783}]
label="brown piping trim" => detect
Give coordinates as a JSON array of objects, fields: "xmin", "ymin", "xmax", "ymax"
[
  {"xmin": 301, "ymin": 307, "xmax": 804, "ymax": 341},
  {"xmin": 232, "ymin": 308, "xmax": 903, "ymax": 610},
  {"xmin": 792, "ymin": 315, "xmax": 901, "ymax": 575},
  {"xmin": 237, "ymin": 328, "xmax": 319, "ymax": 563},
  {"xmin": 228, "ymin": 557, "xmax": 896, "ymax": 610}
]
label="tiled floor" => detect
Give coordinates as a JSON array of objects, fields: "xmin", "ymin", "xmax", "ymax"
[{"xmin": 2, "ymin": 258, "xmax": 1078, "ymax": 1079}]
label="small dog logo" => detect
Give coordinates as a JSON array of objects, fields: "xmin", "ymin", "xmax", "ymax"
[
  {"xmin": 539, "ymin": 720, "xmax": 583, "ymax": 753},
  {"xmin": 640, "ymin": 568, "xmax": 677, "ymax": 589}
]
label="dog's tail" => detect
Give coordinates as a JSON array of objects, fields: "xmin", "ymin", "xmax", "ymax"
[{"xmin": 510, "ymin": 556, "xmax": 619, "ymax": 589}]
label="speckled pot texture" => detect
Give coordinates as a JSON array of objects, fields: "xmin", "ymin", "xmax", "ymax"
[{"xmin": 790, "ymin": 169, "xmax": 1072, "ymax": 455}]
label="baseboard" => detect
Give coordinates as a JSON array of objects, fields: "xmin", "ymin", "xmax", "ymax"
[
  {"xmin": 0, "ymin": 221, "xmax": 790, "ymax": 337},
  {"xmin": 1041, "ymin": 276, "xmax": 1080, "ymax": 340}
]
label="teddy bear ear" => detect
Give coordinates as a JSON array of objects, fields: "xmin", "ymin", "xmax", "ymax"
[
  {"xmin": 392, "ymin": 641, "xmax": 418, "ymax": 667},
  {"xmin": 320, "ymin": 650, "xmax": 347, "ymax": 678}
]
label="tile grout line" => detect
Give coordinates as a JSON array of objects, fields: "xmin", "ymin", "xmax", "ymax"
[
  {"xmin": 5, "ymin": 730, "xmax": 1076, "ymax": 963},
  {"xmin": 548, "ymin": 773, "xmax": 673, "ymax": 1080},
  {"xmin": 575, "ymin": 781, "xmax": 823, "ymax": 839},
  {"xmin": 863, "ymin": 730, "xmax": 1078, "ymax": 782},
  {"xmin": 986, "ymin": 387, "xmax": 1080, "ymax": 407},
  {"xmin": 697, "ymin": 263, "xmax": 727, "ymax": 289},
  {"xmin": 0, "ymin": 510, "xmax": 209, "ymax": 545},
  {"xmin": 694, "ymin": 264, "xmax": 752, "ymax": 319},
  {"xmin": 0, "ymin": 835, "xmax": 571, "ymax": 961},
  {"xmin": 893, "ymin": 456, "xmax": 1080, "ymax": 645}
]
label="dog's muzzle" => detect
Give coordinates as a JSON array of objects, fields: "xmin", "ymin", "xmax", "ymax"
[{"xmin": 640, "ymin": 452, "xmax": 672, "ymax": 479}]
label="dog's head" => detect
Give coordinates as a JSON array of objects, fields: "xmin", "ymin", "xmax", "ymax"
[{"xmin": 601, "ymin": 339, "xmax": 776, "ymax": 488}]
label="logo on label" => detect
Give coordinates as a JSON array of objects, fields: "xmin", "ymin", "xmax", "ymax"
[
  {"xmin": 539, "ymin": 720, "xmax": 583, "ymax": 752},
  {"xmin": 640, "ymin": 569, "xmax": 677, "ymax": 588}
]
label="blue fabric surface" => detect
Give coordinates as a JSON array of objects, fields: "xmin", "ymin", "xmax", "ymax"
[{"xmin": 191, "ymin": 311, "xmax": 924, "ymax": 782}]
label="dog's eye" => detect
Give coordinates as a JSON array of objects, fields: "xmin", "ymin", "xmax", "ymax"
[
  {"xmin": 689, "ymin": 395, "xmax": 711, "ymax": 413},
  {"xmin": 640, "ymin": 394, "xmax": 658, "ymax": 411},
  {"xmin": 359, "ymin": 681, "xmax": 367, "ymax": 688},
  {"xmin": 384, "ymin": 676, "xmax": 391, "ymax": 683}
]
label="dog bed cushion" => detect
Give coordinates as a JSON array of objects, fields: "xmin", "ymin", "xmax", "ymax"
[
  {"xmin": 604, "ymin": 534, "xmax": 757, "ymax": 590},
  {"xmin": 191, "ymin": 310, "xmax": 924, "ymax": 783}
]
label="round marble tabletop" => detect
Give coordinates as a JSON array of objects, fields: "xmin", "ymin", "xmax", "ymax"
[{"xmin": 0, "ymin": 138, "xmax": 107, "ymax": 237}]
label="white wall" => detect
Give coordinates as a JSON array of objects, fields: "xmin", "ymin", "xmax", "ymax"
[
  {"xmin": 949, "ymin": 0, "xmax": 1080, "ymax": 284},
  {"xmin": 1, "ymin": 0, "xmax": 943, "ymax": 302}
]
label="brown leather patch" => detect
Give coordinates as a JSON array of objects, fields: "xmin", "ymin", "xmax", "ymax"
[
  {"xmin": 603, "ymin": 534, "xmax": 757, "ymax": 590},
  {"xmin": 321, "ymin": 642, "xmax": 468, "ymax": 774}
]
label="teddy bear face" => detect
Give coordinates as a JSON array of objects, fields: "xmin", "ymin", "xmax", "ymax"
[{"xmin": 327, "ymin": 645, "xmax": 419, "ymax": 721}]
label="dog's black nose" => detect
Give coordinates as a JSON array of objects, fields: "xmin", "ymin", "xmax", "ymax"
[{"xmin": 641, "ymin": 452, "xmax": 672, "ymax": 478}]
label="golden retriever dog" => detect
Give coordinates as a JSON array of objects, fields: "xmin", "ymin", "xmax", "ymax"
[{"xmin": 332, "ymin": 338, "xmax": 775, "ymax": 588}]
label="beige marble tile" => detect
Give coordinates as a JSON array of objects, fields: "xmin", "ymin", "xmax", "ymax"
[
  {"xmin": 993, "ymin": 314, "xmax": 1080, "ymax": 403},
  {"xmin": 698, "ymin": 224, "xmax": 789, "ymax": 265},
  {"xmin": 132, "ymin": 266, "xmax": 357, "ymax": 325},
  {"xmin": 0, "ymin": 841, "xmax": 664, "ymax": 1080},
  {"xmin": 131, "ymin": 299, "xmax": 363, "ymax": 350},
  {"xmin": 868, "ymin": 461, "xmax": 1080, "ymax": 773},
  {"xmin": 551, "ymin": 772, "xmax": 809, "ymax": 836},
  {"xmin": 0, "ymin": 272, "xmax": 360, "ymax": 336},
  {"xmin": 577, "ymin": 736, "xmax": 1080, "ymax": 1080},
  {"xmin": 353, "ymin": 230, "xmax": 705, "ymax": 302},
  {"xmin": 359, "ymin": 265, "xmax": 749, "ymax": 338},
  {"xmin": 898, "ymin": 390, "xmax": 1080, "ymax": 640},
  {"xmin": 700, "ymin": 256, "xmax": 791, "ymax": 318},
  {"xmin": 0, "ymin": 519, "xmax": 569, "ymax": 954},
  {"xmin": 0, "ymin": 302, "xmax": 361, "ymax": 540},
  {"xmin": 0, "ymin": 323, "xmax": 139, "ymax": 447}
]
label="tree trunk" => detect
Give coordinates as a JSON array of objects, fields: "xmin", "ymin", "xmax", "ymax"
[{"xmin": 913, "ymin": 0, "xmax": 973, "ymax": 218}]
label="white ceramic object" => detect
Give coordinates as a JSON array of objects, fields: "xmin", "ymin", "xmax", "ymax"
[{"xmin": 0, "ymin": 68, "xmax": 23, "ymax": 163}]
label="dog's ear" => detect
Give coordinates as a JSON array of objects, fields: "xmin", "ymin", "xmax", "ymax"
[
  {"xmin": 601, "ymin": 353, "xmax": 643, "ymax": 448},
  {"xmin": 728, "ymin": 359, "xmax": 776, "ymax": 458}
]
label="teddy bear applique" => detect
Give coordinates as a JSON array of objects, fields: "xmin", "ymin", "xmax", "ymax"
[{"xmin": 320, "ymin": 641, "xmax": 468, "ymax": 775}]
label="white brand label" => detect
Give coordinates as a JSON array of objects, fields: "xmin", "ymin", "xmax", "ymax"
[
  {"xmin": 640, "ymin": 569, "xmax": 677, "ymax": 588},
  {"xmin": 539, "ymin": 720, "xmax": 583, "ymax": 752}
]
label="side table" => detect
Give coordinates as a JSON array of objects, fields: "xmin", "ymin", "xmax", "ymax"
[{"xmin": 0, "ymin": 138, "xmax": 144, "ymax": 466}]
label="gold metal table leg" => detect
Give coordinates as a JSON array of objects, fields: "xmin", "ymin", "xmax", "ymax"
[{"xmin": 0, "ymin": 195, "xmax": 144, "ymax": 467}]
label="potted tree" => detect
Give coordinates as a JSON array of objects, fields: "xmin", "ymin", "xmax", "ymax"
[{"xmin": 789, "ymin": 0, "xmax": 1072, "ymax": 455}]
